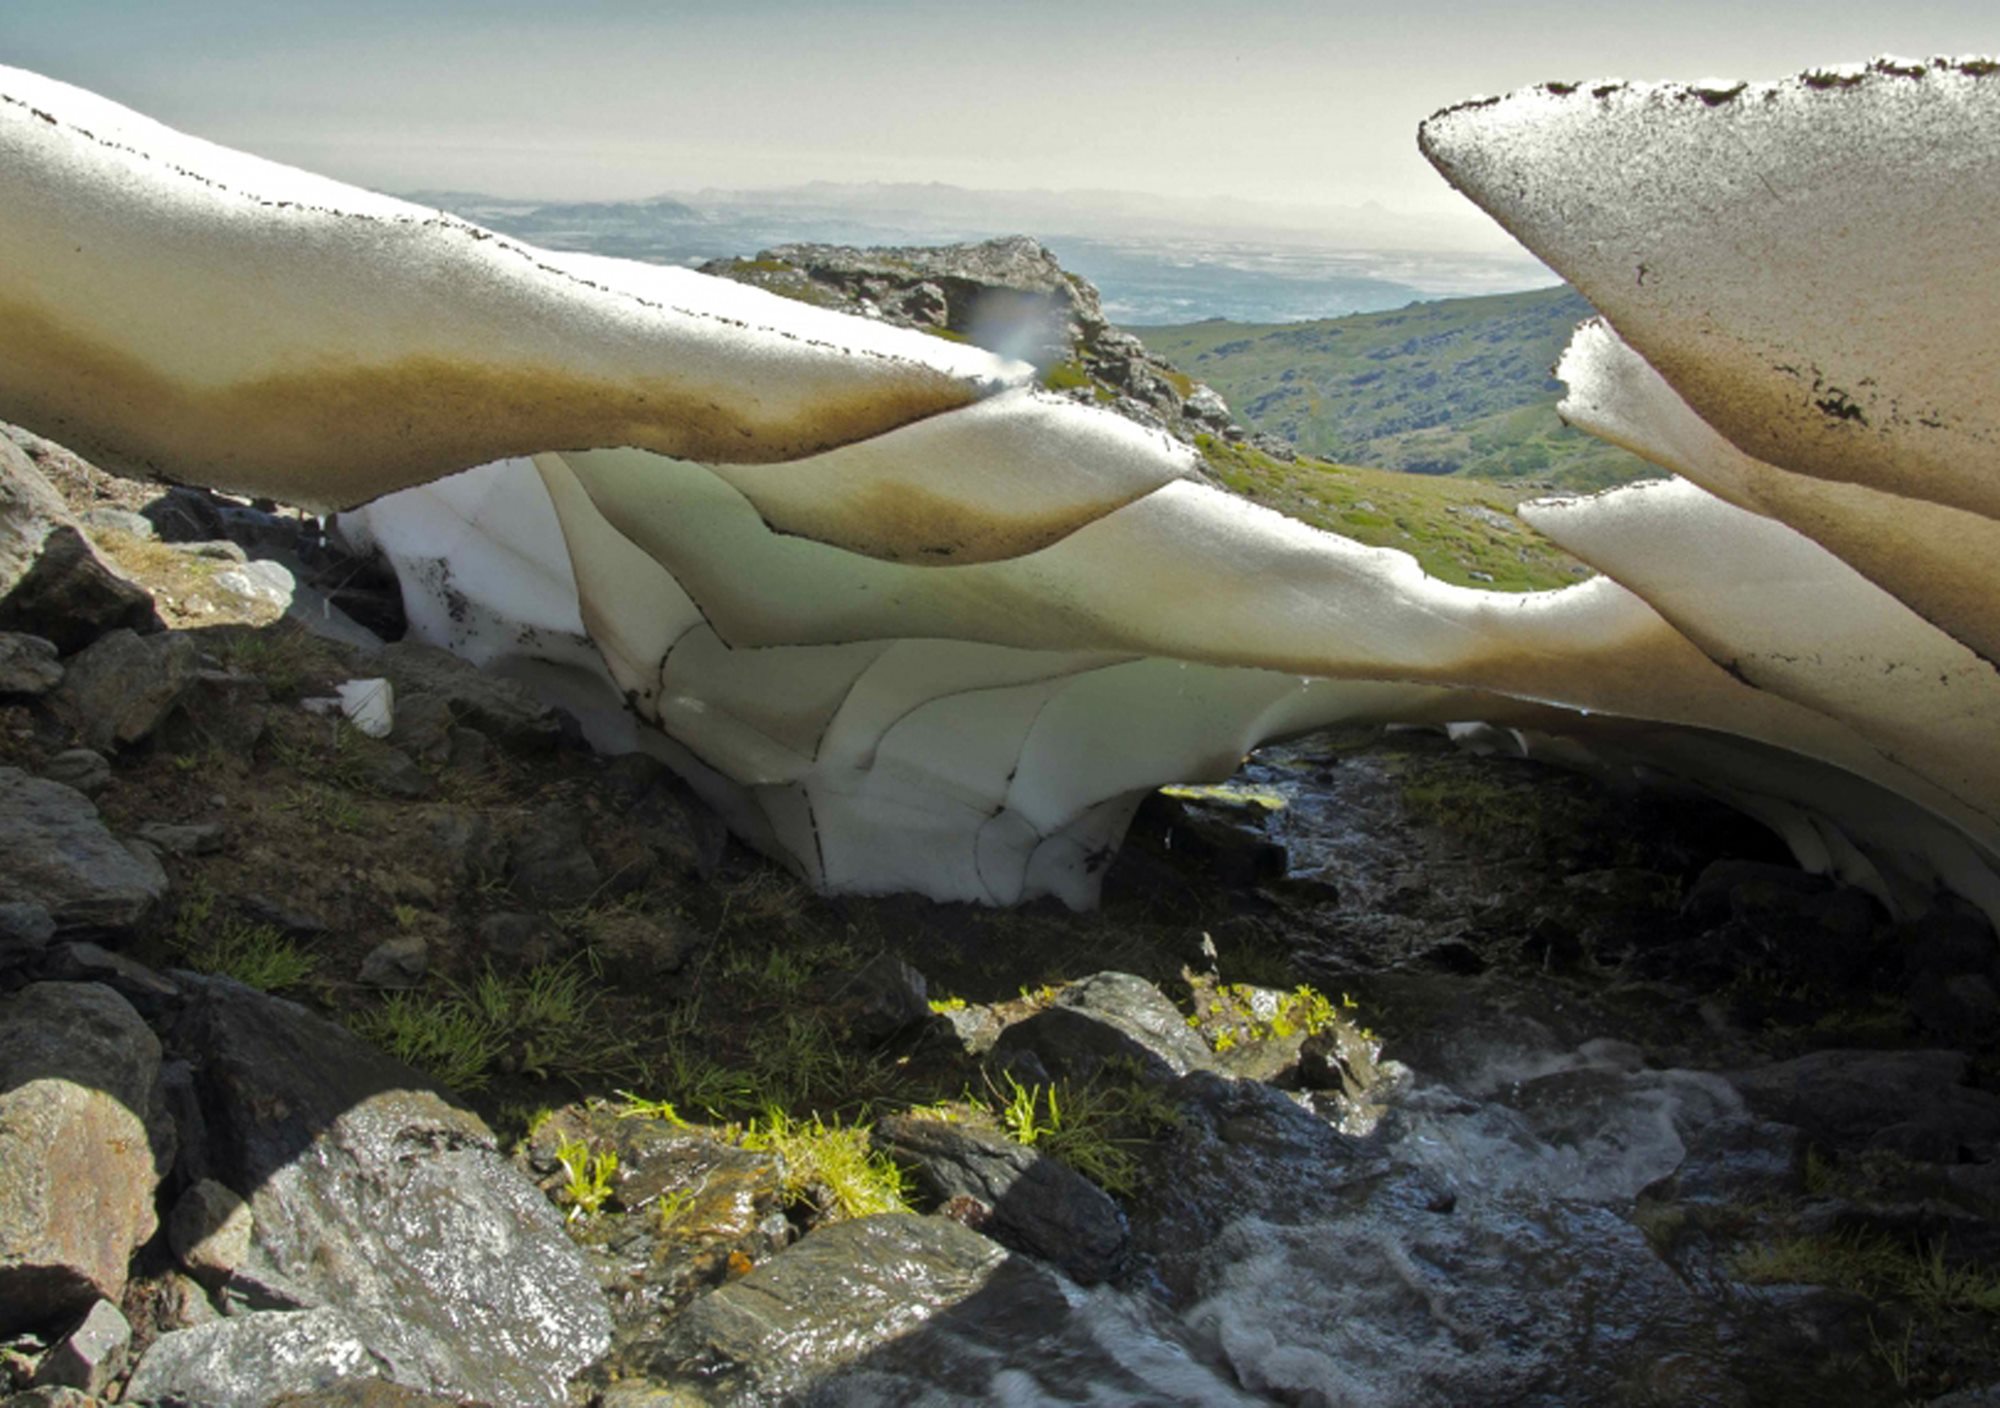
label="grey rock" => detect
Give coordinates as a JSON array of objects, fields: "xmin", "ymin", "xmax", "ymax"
[
  {"xmin": 343, "ymin": 746, "xmax": 434, "ymax": 800},
  {"xmin": 181, "ymin": 539, "xmax": 248, "ymax": 563},
  {"xmin": 1729, "ymin": 1049, "xmax": 2000, "ymax": 1158},
  {"xmin": 630, "ymin": 1215, "xmax": 1015, "ymax": 1402},
  {"xmin": 44, "ymin": 944, "xmax": 180, "ymax": 1022},
  {"xmin": 1911, "ymin": 971, "xmax": 2000, "ymax": 1046},
  {"xmin": 48, "ymin": 631, "xmax": 199, "ymax": 753},
  {"xmin": 168, "ymin": 1181, "xmax": 254, "ymax": 1286},
  {"xmin": 121, "ymin": 1308, "xmax": 431, "ymax": 1408},
  {"xmin": 211, "ymin": 558, "xmax": 295, "ymax": 609},
  {"xmin": 0, "ymin": 438, "xmax": 159, "ymax": 653},
  {"xmin": 508, "ymin": 809, "xmax": 601, "ymax": 908},
  {"xmin": 356, "ymin": 936, "xmax": 427, "ymax": 989},
  {"xmin": 1641, "ymin": 1117, "xmax": 1809, "ymax": 1205},
  {"xmin": 0, "ymin": 984, "xmax": 167, "ymax": 1334},
  {"xmin": 77, "ymin": 507, "xmax": 154, "ymax": 542},
  {"xmin": 34, "ymin": 1300, "xmax": 128, "ymax": 1395},
  {"xmin": 131, "ymin": 822, "xmax": 226, "ymax": 857},
  {"xmin": 385, "ymin": 692, "xmax": 455, "ymax": 765},
  {"xmin": 0, "ymin": 633, "xmax": 60, "ymax": 696},
  {"xmin": 165, "ymin": 976, "xmax": 609, "ymax": 1407},
  {"xmin": 843, "ymin": 954, "xmax": 930, "ymax": 1043},
  {"xmin": 427, "ymin": 809, "xmax": 506, "ymax": 887},
  {"xmin": 1900, "ymin": 911, "xmax": 1998, "ymax": 980},
  {"xmin": 598, "ymin": 753, "xmax": 727, "ymax": 880},
  {"xmin": 0, "ymin": 903, "xmax": 56, "ymax": 964},
  {"xmin": 238, "ymin": 894, "xmax": 329, "ymax": 936},
  {"xmin": 0, "ymin": 769, "xmax": 168, "ymax": 930},
  {"xmin": 158, "ymin": 670, "xmax": 270, "ymax": 755},
  {"xmin": 38, "ymin": 750, "xmax": 108, "ymax": 797},
  {"xmin": 1682, "ymin": 859, "xmax": 1827, "ymax": 925},
  {"xmin": 376, "ymin": 643, "xmax": 561, "ymax": 752},
  {"xmin": 1, "ymin": 1389, "xmax": 99, "ymax": 1408},
  {"xmin": 875, "ymin": 1114, "xmax": 1127, "ymax": 1283},
  {"xmin": 994, "ymin": 971, "xmax": 1219, "ymax": 1085},
  {"xmin": 473, "ymin": 912, "xmax": 558, "ymax": 968}
]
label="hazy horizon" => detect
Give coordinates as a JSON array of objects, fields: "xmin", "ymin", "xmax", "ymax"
[{"xmin": 6, "ymin": 0, "xmax": 1996, "ymax": 246}]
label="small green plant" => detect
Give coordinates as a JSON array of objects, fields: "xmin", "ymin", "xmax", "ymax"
[
  {"xmin": 928, "ymin": 995, "xmax": 968, "ymax": 1015},
  {"xmin": 554, "ymin": 1136, "xmax": 620, "ymax": 1222},
  {"xmin": 741, "ymin": 1110, "xmax": 908, "ymax": 1221},
  {"xmin": 282, "ymin": 782, "xmax": 366, "ymax": 834},
  {"xmin": 353, "ymin": 991, "xmax": 506, "ymax": 1092},
  {"xmin": 654, "ymin": 1185, "xmax": 700, "ymax": 1233},
  {"xmin": 642, "ymin": 1039, "xmax": 761, "ymax": 1120},
  {"xmin": 613, "ymin": 1091, "xmax": 689, "ymax": 1127},
  {"xmin": 171, "ymin": 886, "xmax": 317, "ymax": 993},
  {"xmin": 984, "ymin": 1067, "xmax": 1178, "ymax": 1199}
]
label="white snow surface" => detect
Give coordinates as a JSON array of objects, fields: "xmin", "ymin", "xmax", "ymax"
[{"xmin": 6, "ymin": 61, "xmax": 2000, "ymax": 913}]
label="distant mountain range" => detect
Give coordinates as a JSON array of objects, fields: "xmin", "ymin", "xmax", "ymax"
[
  {"xmin": 399, "ymin": 182, "xmax": 1551, "ymax": 325},
  {"xmin": 1136, "ymin": 288, "xmax": 1659, "ymax": 490}
]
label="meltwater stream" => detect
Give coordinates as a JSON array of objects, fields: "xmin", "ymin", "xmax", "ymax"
[{"xmin": 815, "ymin": 731, "xmax": 1828, "ymax": 1407}]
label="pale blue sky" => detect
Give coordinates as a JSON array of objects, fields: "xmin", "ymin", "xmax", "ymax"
[{"xmin": 4, "ymin": 2, "xmax": 1995, "ymax": 212}]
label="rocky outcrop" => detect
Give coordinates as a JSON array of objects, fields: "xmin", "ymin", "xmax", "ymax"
[
  {"xmin": 702, "ymin": 235, "xmax": 1267, "ymax": 452},
  {"xmin": 0, "ymin": 436, "xmax": 158, "ymax": 654},
  {"xmin": 0, "ymin": 770, "xmax": 167, "ymax": 931},
  {"xmin": 144, "ymin": 975, "xmax": 612, "ymax": 1408},
  {"xmin": 0, "ymin": 983, "xmax": 169, "ymax": 1333}
]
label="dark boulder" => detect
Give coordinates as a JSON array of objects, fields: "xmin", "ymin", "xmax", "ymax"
[{"xmin": 875, "ymin": 1113, "xmax": 1127, "ymax": 1283}]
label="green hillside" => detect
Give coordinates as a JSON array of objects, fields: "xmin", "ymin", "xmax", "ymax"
[{"xmin": 1138, "ymin": 287, "xmax": 1661, "ymax": 492}]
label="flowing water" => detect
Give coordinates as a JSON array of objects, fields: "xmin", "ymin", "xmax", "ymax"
[{"xmin": 816, "ymin": 732, "xmax": 1861, "ymax": 1406}]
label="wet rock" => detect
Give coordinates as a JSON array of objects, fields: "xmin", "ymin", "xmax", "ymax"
[
  {"xmin": 121, "ymin": 1307, "xmax": 434, "ymax": 1408},
  {"xmin": 168, "ymin": 1180, "xmax": 254, "ymax": 1287},
  {"xmin": 0, "ymin": 634, "xmax": 60, "ymax": 696},
  {"xmin": 166, "ymin": 976, "xmax": 609, "ymax": 1407},
  {"xmin": 376, "ymin": 643, "xmax": 561, "ymax": 753},
  {"xmin": 842, "ymin": 954, "xmax": 930, "ymax": 1043},
  {"xmin": 1642, "ymin": 1117, "xmax": 1809, "ymax": 1204},
  {"xmin": 49, "ymin": 630, "xmax": 200, "ymax": 754},
  {"xmin": 356, "ymin": 936, "xmax": 427, "ymax": 989},
  {"xmin": 0, "ymin": 438, "xmax": 158, "ymax": 653},
  {"xmin": 628, "ymin": 1214, "xmax": 1014, "ymax": 1401},
  {"xmin": 0, "ymin": 772, "xmax": 169, "ymax": 930},
  {"xmin": 508, "ymin": 809, "xmax": 601, "ymax": 908},
  {"xmin": 268, "ymin": 1383, "xmax": 481, "ymax": 1408},
  {"xmin": 994, "ymin": 972, "xmax": 1218, "ymax": 1085},
  {"xmin": 526, "ymin": 1107, "xmax": 788, "ymax": 1324},
  {"xmin": 37, "ymin": 750, "xmax": 108, "ymax": 798},
  {"xmin": 33, "ymin": 1300, "xmax": 127, "ymax": 1395},
  {"xmin": 875, "ymin": 1113, "xmax": 1127, "ymax": 1283},
  {"xmin": 1728, "ymin": 1049, "xmax": 2000, "ymax": 1159},
  {"xmin": 0, "ymin": 983, "xmax": 167, "ymax": 1333},
  {"xmin": 131, "ymin": 821, "xmax": 225, "ymax": 857}
]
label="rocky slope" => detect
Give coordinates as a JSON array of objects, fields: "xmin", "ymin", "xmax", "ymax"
[
  {"xmin": 6, "ymin": 425, "xmax": 2000, "ymax": 1404},
  {"xmin": 701, "ymin": 235, "xmax": 1294, "ymax": 458}
]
